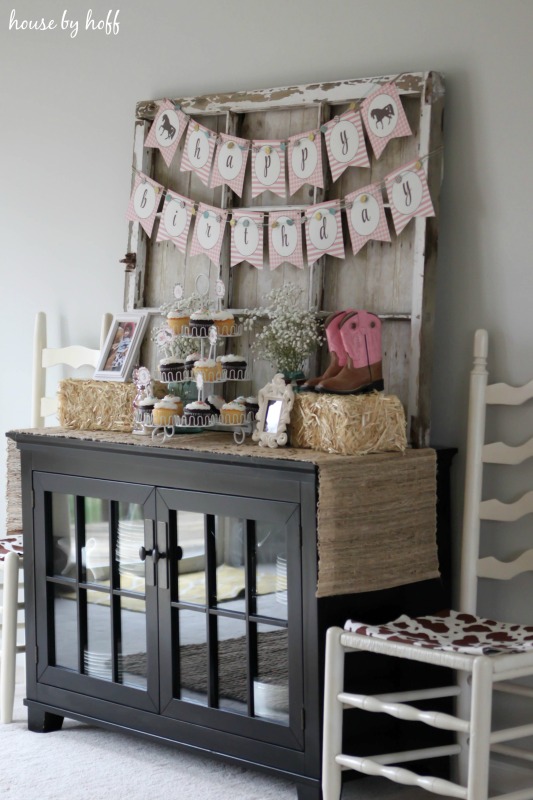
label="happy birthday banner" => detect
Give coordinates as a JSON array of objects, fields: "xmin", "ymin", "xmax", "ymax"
[
  {"xmin": 127, "ymin": 156, "xmax": 435, "ymax": 269},
  {"xmin": 142, "ymin": 80, "xmax": 412, "ymax": 196}
]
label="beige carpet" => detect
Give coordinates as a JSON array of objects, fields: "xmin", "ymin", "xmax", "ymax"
[{"xmin": 0, "ymin": 661, "xmax": 435, "ymax": 800}]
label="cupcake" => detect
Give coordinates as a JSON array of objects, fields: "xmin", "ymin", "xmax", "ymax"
[
  {"xmin": 189, "ymin": 311, "xmax": 214, "ymax": 337},
  {"xmin": 152, "ymin": 395, "xmax": 183, "ymax": 426},
  {"xmin": 134, "ymin": 395, "xmax": 157, "ymax": 424},
  {"xmin": 184, "ymin": 352, "xmax": 201, "ymax": 377},
  {"xmin": 219, "ymin": 354, "xmax": 247, "ymax": 380},
  {"xmin": 193, "ymin": 358, "xmax": 223, "ymax": 383},
  {"xmin": 220, "ymin": 401, "xmax": 246, "ymax": 425},
  {"xmin": 184, "ymin": 400, "xmax": 213, "ymax": 425},
  {"xmin": 159, "ymin": 356, "xmax": 185, "ymax": 382},
  {"xmin": 244, "ymin": 396, "xmax": 259, "ymax": 418},
  {"xmin": 167, "ymin": 310, "xmax": 190, "ymax": 335},
  {"xmin": 207, "ymin": 394, "xmax": 225, "ymax": 416},
  {"xmin": 212, "ymin": 310, "xmax": 235, "ymax": 336}
]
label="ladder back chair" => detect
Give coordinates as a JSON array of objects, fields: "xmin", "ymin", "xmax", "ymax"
[
  {"xmin": 322, "ymin": 328, "xmax": 533, "ymax": 800},
  {"xmin": 1, "ymin": 310, "xmax": 111, "ymax": 723}
]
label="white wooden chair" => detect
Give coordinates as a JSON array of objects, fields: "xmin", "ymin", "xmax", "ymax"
[
  {"xmin": 322, "ymin": 329, "xmax": 533, "ymax": 800},
  {"xmin": 0, "ymin": 310, "xmax": 111, "ymax": 723}
]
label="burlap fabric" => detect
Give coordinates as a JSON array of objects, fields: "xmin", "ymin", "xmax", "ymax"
[{"xmin": 6, "ymin": 429, "xmax": 439, "ymax": 597}]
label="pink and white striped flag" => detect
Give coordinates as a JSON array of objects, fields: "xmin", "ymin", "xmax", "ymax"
[
  {"xmin": 180, "ymin": 120, "xmax": 216, "ymax": 187},
  {"xmin": 288, "ymin": 129, "xmax": 324, "ymax": 196},
  {"xmin": 268, "ymin": 210, "xmax": 304, "ymax": 270},
  {"xmin": 144, "ymin": 100, "xmax": 188, "ymax": 168},
  {"xmin": 211, "ymin": 133, "xmax": 249, "ymax": 197},
  {"xmin": 251, "ymin": 140, "xmax": 286, "ymax": 198},
  {"xmin": 189, "ymin": 202, "xmax": 227, "ymax": 267},
  {"xmin": 304, "ymin": 200, "xmax": 345, "ymax": 266},
  {"xmin": 126, "ymin": 173, "xmax": 164, "ymax": 237},
  {"xmin": 156, "ymin": 189, "xmax": 194, "ymax": 254},
  {"xmin": 230, "ymin": 210, "xmax": 264, "ymax": 269},
  {"xmin": 323, "ymin": 109, "xmax": 370, "ymax": 182},
  {"xmin": 360, "ymin": 82, "xmax": 412, "ymax": 159},
  {"xmin": 345, "ymin": 183, "xmax": 391, "ymax": 255},
  {"xmin": 384, "ymin": 159, "xmax": 435, "ymax": 235}
]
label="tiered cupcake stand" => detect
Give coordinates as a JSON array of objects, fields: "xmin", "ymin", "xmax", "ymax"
[{"xmin": 133, "ymin": 324, "xmax": 256, "ymax": 445}]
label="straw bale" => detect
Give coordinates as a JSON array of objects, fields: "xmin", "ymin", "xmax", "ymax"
[
  {"xmin": 57, "ymin": 378, "xmax": 137, "ymax": 432},
  {"xmin": 291, "ymin": 392, "xmax": 407, "ymax": 455}
]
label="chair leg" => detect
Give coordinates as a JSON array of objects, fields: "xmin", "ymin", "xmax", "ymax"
[
  {"xmin": 466, "ymin": 657, "xmax": 493, "ymax": 800},
  {"xmin": 322, "ymin": 627, "xmax": 346, "ymax": 800},
  {"xmin": 456, "ymin": 670, "xmax": 471, "ymax": 785},
  {"xmin": 1, "ymin": 552, "xmax": 20, "ymax": 724}
]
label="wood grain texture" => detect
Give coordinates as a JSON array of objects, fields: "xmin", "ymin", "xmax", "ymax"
[{"xmin": 126, "ymin": 73, "xmax": 444, "ymax": 445}]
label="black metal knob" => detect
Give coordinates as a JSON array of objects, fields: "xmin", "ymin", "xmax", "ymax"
[
  {"xmin": 139, "ymin": 545, "xmax": 149, "ymax": 561},
  {"xmin": 176, "ymin": 546, "xmax": 183, "ymax": 560}
]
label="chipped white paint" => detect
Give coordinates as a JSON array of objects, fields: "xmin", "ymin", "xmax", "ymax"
[{"xmin": 125, "ymin": 72, "xmax": 445, "ymax": 446}]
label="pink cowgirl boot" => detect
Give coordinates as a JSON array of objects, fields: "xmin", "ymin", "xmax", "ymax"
[
  {"xmin": 301, "ymin": 309, "xmax": 354, "ymax": 391},
  {"xmin": 316, "ymin": 310, "xmax": 384, "ymax": 394}
]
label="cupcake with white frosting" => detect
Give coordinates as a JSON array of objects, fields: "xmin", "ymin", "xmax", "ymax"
[
  {"xmin": 152, "ymin": 395, "xmax": 183, "ymax": 426},
  {"xmin": 212, "ymin": 310, "xmax": 235, "ymax": 336},
  {"xmin": 193, "ymin": 358, "xmax": 223, "ymax": 383},
  {"xmin": 219, "ymin": 354, "xmax": 247, "ymax": 380},
  {"xmin": 184, "ymin": 400, "xmax": 213, "ymax": 425},
  {"xmin": 220, "ymin": 401, "xmax": 246, "ymax": 425}
]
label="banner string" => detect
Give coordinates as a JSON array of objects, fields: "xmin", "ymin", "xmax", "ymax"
[{"xmin": 130, "ymin": 144, "xmax": 441, "ymax": 226}]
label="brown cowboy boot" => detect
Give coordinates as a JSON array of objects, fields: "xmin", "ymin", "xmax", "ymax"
[
  {"xmin": 316, "ymin": 310, "xmax": 384, "ymax": 394},
  {"xmin": 300, "ymin": 309, "xmax": 355, "ymax": 391}
]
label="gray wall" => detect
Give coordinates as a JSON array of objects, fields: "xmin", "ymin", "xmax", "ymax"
[{"xmin": 2, "ymin": 2, "xmax": 533, "ymax": 621}]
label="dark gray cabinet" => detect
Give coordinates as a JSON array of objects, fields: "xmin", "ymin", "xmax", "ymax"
[{"xmin": 11, "ymin": 432, "xmax": 452, "ymax": 800}]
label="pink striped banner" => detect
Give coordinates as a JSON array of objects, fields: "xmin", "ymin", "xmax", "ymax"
[
  {"xmin": 211, "ymin": 133, "xmax": 249, "ymax": 197},
  {"xmin": 180, "ymin": 121, "xmax": 216, "ymax": 187},
  {"xmin": 345, "ymin": 183, "xmax": 391, "ymax": 255},
  {"xmin": 288, "ymin": 129, "xmax": 324, "ymax": 196},
  {"xmin": 156, "ymin": 189, "xmax": 193, "ymax": 254},
  {"xmin": 323, "ymin": 109, "xmax": 370, "ymax": 182},
  {"xmin": 144, "ymin": 100, "xmax": 188, "ymax": 168},
  {"xmin": 251, "ymin": 140, "xmax": 286, "ymax": 198},
  {"xmin": 268, "ymin": 210, "xmax": 304, "ymax": 270},
  {"xmin": 385, "ymin": 159, "xmax": 435, "ymax": 235},
  {"xmin": 360, "ymin": 82, "xmax": 412, "ymax": 159},
  {"xmin": 230, "ymin": 210, "xmax": 264, "ymax": 269},
  {"xmin": 189, "ymin": 202, "xmax": 227, "ymax": 267},
  {"xmin": 126, "ymin": 173, "xmax": 164, "ymax": 237},
  {"xmin": 304, "ymin": 200, "xmax": 345, "ymax": 266}
]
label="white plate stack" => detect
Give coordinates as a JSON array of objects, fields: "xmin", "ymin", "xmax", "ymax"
[{"xmin": 116, "ymin": 520, "xmax": 145, "ymax": 577}]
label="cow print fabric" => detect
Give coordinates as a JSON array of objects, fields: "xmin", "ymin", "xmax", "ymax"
[
  {"xmin": 0, "ymin": 534, "xmax": 23, "ymax": 562},
  {"xmin": 345, "ymin": 610, "xmax": 533, "ymax": 655}
]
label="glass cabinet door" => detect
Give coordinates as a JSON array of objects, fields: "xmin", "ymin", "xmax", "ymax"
[
  {"xmin": 156, "ymin": 488, "xmax": 303, "ymax": 749},
  {"xmin": 33, "ymin": 472, "xmax": 159, "ymax": 712}
]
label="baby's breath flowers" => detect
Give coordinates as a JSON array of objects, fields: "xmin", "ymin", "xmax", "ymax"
[{"xmin": 244, "ymin": 283, "xmax": 323, "ymax": 375}]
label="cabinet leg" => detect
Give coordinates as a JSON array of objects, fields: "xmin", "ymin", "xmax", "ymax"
[
  {"xmin": 27, "ymin": 706, "xmax": 64, "ymax": 732},
  {"xmin": 296, "ymin": 782, "xmax": 321, "ymax": 800}
]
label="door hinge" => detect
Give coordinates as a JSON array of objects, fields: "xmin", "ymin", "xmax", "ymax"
[{"xmin": 301, "ymin": 707, "xmax": 305, "ymax": 729}]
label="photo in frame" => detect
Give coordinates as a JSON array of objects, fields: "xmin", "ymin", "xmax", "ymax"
[
  {"xmin": 252, "ymin": 373, "xmax": 295, "ymax": 448},
  {"xmin": 94, "ymin": 312, "xmax": 149, "ymax": 381}
]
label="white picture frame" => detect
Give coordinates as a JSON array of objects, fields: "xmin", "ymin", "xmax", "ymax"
[
  {"xmin": 94, "ymin": 312, "xmax": 149, "ymax": 382},
  {"xmin": 252, "ymin": 373, "xmax": 295, "ymax": 448}
]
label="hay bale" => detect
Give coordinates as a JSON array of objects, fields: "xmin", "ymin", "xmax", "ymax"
[
  {"xmin": 58, "ymin": 378, "xmax": 137, "ymax": 432},
  {"xmin": 290, "ymin": 392, "xmax": 407, "ymax": 455}
]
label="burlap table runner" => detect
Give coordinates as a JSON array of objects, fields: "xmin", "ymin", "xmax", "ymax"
[{"xmin": 6, "ymin": 429, "xmax": 439, "ymax": 597}]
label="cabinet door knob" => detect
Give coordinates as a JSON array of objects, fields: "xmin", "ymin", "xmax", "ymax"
[{"xmin": 139, "ymin": 546, "xmax": 167, "ymax": 564}]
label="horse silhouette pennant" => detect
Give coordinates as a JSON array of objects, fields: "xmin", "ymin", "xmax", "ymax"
[
  {"xmin": 144, "ymin": 99, "xmax": 188, "ymax": 168},
  {"xmin": 360, "ymin": 82, "xmax": 412, "ymax": 159}
]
